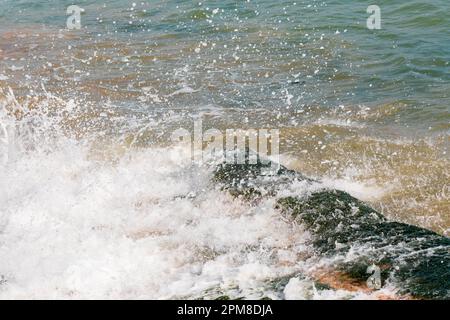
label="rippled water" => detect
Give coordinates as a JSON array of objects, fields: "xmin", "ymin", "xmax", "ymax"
[{"xmin": 0, "ymin": 0, "xmax": 449, "ymax": 299}]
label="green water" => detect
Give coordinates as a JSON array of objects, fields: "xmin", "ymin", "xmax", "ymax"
[{"xmin": 1, "ymin": 0, "xmax": 449, "ymax": 133}]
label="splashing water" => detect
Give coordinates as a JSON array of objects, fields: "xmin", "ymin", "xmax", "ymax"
[{"xmin": 0, "ymin": 0, "xmax": 449, "ymax": 299}]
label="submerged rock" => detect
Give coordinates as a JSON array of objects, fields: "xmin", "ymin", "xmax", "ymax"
[{"xmin": 213, "ymin": 160, "xmax": 450, "ymax": 300}]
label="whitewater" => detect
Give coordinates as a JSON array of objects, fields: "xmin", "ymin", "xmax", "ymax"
[{"xmin": 0, "ymin": 89, "xmax": 404, "ymax": 300}]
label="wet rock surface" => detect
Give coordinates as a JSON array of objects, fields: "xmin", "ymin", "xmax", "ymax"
[{"xmin": 213, "ymin": 160, "xmax": 450, "ymax": 299}]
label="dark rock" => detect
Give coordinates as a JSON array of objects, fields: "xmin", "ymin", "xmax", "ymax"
[
  {"xmin": 213, "ymin": 159, "xmax": 450, "ymax": 299},
  {"xmin": 213, "ymin": 159, "xmax": 312, "ymax": 199}
]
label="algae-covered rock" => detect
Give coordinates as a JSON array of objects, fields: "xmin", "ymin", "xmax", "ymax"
[
  {"xmin": 213, "ymin": 158, "xmax": 311, "ymax": 199},
  {"xmin": 213, "ymin": 159, "xmax": 450, "ymax": 299},
  {"xmin": 276, "ymin": 190, "xmax": 450, "ymax": 299}
]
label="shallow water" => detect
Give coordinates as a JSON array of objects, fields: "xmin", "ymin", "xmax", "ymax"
[{"xmin": 0, "ymin": 0, "xmax": 449, "ymax": 299}]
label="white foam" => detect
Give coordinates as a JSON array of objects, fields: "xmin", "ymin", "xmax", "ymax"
[
  {"xmin": 0, "ymin": 92, "xmax": 399, "ymax": 299},
  {"xmin": 0, "ymin": 136, "xmax": 313, "ymax": 299},
  {"xmin": 321, "ymin": 177, "xmax": 391, "ymax": 202}
]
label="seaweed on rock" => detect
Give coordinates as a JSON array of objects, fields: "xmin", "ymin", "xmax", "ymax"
[{"xmin": 213, "ymin": 159, "xmax": 450, "ymax": 299}]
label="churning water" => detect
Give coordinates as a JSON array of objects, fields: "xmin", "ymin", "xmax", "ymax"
[{"xmin": 0, "ymin": 0, "xmax": 448, "ymax": 299}]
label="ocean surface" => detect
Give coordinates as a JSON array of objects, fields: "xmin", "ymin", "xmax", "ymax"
[{"xmin": 0, "ymin": 0, "xmax": 449, "ymax": 299}]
